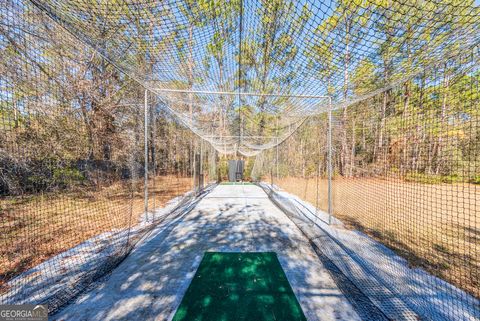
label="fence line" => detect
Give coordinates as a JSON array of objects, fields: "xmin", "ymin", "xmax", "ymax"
[{"xmin": 252, "ymin": 44, "xmax": 480, "ymax": 320}]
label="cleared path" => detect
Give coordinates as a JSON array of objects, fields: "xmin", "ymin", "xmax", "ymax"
[{"xmin": 53, "ymin": 184, "xmax": 360, "ymax": 321}]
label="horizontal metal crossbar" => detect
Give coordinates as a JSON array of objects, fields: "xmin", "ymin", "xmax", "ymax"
[{"xmin": 150, "ymin": 87, "xmax": 331, "ymax": 100}]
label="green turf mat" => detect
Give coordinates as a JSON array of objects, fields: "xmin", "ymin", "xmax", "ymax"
[
  {"xmin": 219, "ymin": 182, "xmax": 254, "ymax": 185},
  {"xmin": 172, "ymin": 252, "xmax": 307, "ymax": 321}
]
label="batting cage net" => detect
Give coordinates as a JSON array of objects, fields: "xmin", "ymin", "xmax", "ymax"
[
  {"xmin": 1, "ymin": 0, "xmax": 479, "ymax": 319},
  {"xmin": 252, "ymin": 44, "xmax": 480, "ymax": 319}
]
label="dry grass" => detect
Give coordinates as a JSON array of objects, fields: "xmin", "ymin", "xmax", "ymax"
[
  {"xmin": 276, "ymin": 176, "xmax": 480, "ymax": 299},
  {"xmin": 0, "ymin": 175, "xmax": 192, "ymax": 291}
]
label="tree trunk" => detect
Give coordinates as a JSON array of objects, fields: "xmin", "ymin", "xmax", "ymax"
[
  {"xmin": 435, "ymin": 64, "xmax": 450, "ymax": 175},
  {"xmin": 402, "ymin": 80, "xmax": 410, "ymax": 173},
  {"xmin": 350, "ymin": 119, "xmax": 356, "ymax": 177},
  {"xmin": 340, "ymin": 18, "xmax": 351, "ymax": 177},
  {"xmin": 377, "ymin": 91, "xmax": 388, "ymax": 163}
]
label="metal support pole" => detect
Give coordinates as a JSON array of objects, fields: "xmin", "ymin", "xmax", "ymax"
[
  {"xmin": 192, "ymin": 142, "xmax": 196, "ymax": 189},
  {"xmin": 194, "ymin": 153, "xmax": 201, "ymax": 195},
  {"xmin": 200, "ymin": 139, "xmax": 204, "ymax": 190},
  {"xmin": 315, "ymin": 117, "xmax": 320, "ymax": 225},
  {"xmin": 327, "ymin": 99, "xmax": 333, "ymax": 225},
  {"xmin": 144, "ymin": 89, "xmax": 149, "ymax": 222},
  {"xmin": 276, "ymin": 138, "xmax": 279, "ymax": 182},
  {"xmin": 193, "ymin": 143, "xmax": 197, "ymax": 193},
  {"xmin": 315, "ymin": 158, "xmax": 320, "ymax": 225},
  {"xmin": 270, "ymin": 168, "xmax": 273, "ymax": 188},
  {"xmin": 275, "ymin": 117, "xmax": 279, "ymax": 183},
  {"xmin": 151, "ymin": 87, "xmax": 331, "ymax": 99},
  {"xmin": 152, "ymin": 98, "xmax": 156, "ymax": 210}
]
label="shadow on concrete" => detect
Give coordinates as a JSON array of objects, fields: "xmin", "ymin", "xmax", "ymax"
[{"xmin": 52, "ymin": 185, "xmax": 360, "ymax": 321}]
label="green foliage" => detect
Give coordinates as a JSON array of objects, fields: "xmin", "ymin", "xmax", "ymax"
[
  {"xmin": 404, "ymin": 173, "xmax": 462, "ymax": 184},
  {"xmin": 471, "ymin": 175, "xmax": 480, "ymax": 185},
  {"xmin": 26, "ymin": 164, "xmax": 85, "ymax": 192},
  {"xmin": 243, "ymin": 158, "xmax": 254, "ymax": 180},
  {"xmin": 217, "ymin": 158, "xmax": 229, "ymax": 181},
  {"xmin": 52, "ymin": 167, "xmax": 85, "ymax": 186},
  {"xmin": 26, "ymin": 174, "xmax": 50, "ymax": 189}
]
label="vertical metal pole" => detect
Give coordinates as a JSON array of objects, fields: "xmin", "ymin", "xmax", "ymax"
[
  {"xmin": 276, "ymin": 138, "xmax": 279, "ymax": 182},
  {"xmin": 152, "ymin": 99, "xmax": 156, "ymax": 211},
  {"xmin": 315, "ymin": 159, "xmax": 319, "ymax": 225},
  {"xmin": 270, "ymin": 168, "xmax": 273, "ymax": 188},
  {"xmin": 144, "ymin": 89, "xmax": 149, "ymax": 222},
  {"xmin": 315, "ymin": 119, "xmax": 320, "ymax": 225},
  {"xmin": 270, "ymin": 146, "xmax": 274, "ymax": 189},
  {"xmin": 193, "ymin": 146, "xmax": 197, "ymax": 194},
  {"xmin": 327, "ymin": 98, "xmax": 333, "ymax": 225},
  {"xmin": 192, "ymin": 141, "xmax": 196, "ymax": 190},
  {"xmin": 276, "ymin": 118, "xmax": 279, "ymax": 182},
  {"xmin": 200, "ymin": 139, "xmax": 204, "ymax": 190}
]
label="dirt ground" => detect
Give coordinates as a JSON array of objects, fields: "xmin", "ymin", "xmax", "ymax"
[
  {"xmin": 275, "ymin": 176, "xmax": 479, "ymax": 299},
  {"xmin": 0, "ymin": 175, "xmax": 192, "ymax": 291}
]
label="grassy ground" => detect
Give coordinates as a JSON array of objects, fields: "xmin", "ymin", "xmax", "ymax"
[
  {"xmin": 172, "ymin": 252, "xmax": 307, "ymax": 321},
  {"xmin": 219, "ymin": 182, "xmax": 254, "ymax": 185},
  {"xmin": 0, "ymin": 175, "xmax": 192, "ymax": 291},
  {"xmin": 275, "ymin": 176, "xmax": 479, "ymax": 299}
]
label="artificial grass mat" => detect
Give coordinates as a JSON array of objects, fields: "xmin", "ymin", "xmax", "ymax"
[
  {"xmin": 172, "ymin": 252, "xmax": 307, "ymax": 321},
  {"xmin": 219, "ymin": 182, "xmax": 254, "ymax": 185}
]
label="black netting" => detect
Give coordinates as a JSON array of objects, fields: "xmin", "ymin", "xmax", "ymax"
[
  {"xmin": 254, "ymin": 45, "xmax": 479, "ymax": 319},
  {"xmin": 1, "ymin": 0, "xmax": 479, "ymax": 319},
  {"xmin": 0, "ymin": 0, "xmax": 217, "ymax": 312}
]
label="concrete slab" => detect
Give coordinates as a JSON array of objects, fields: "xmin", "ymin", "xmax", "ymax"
[
  {"xmin": 261, "ymin": 183, "xmax": 479, "ymax": 321},
  {"xmin": 53, "ymin": 184, "xmax": 360, "ymax": 321}
]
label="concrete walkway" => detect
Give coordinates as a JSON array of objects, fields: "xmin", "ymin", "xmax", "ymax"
[{"xmin": 53, "ymin": 184, "xmax": 360, "ymax": 321}]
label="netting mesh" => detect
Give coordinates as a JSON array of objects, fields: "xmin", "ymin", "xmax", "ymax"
[
  {"xmin": 1, "ymin": 0, "xmax": 479, "ymax": 318},
  {"xmin": 0, "ymin": 0, "xmax": 218, "ymax": 311},
  {"xmin": 16, "ymin": 0, "xmax": 479, "ymax": 156},
  {"xmin": 253, "ymin": 44, "xmax": 480, "ymax": 319}
]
